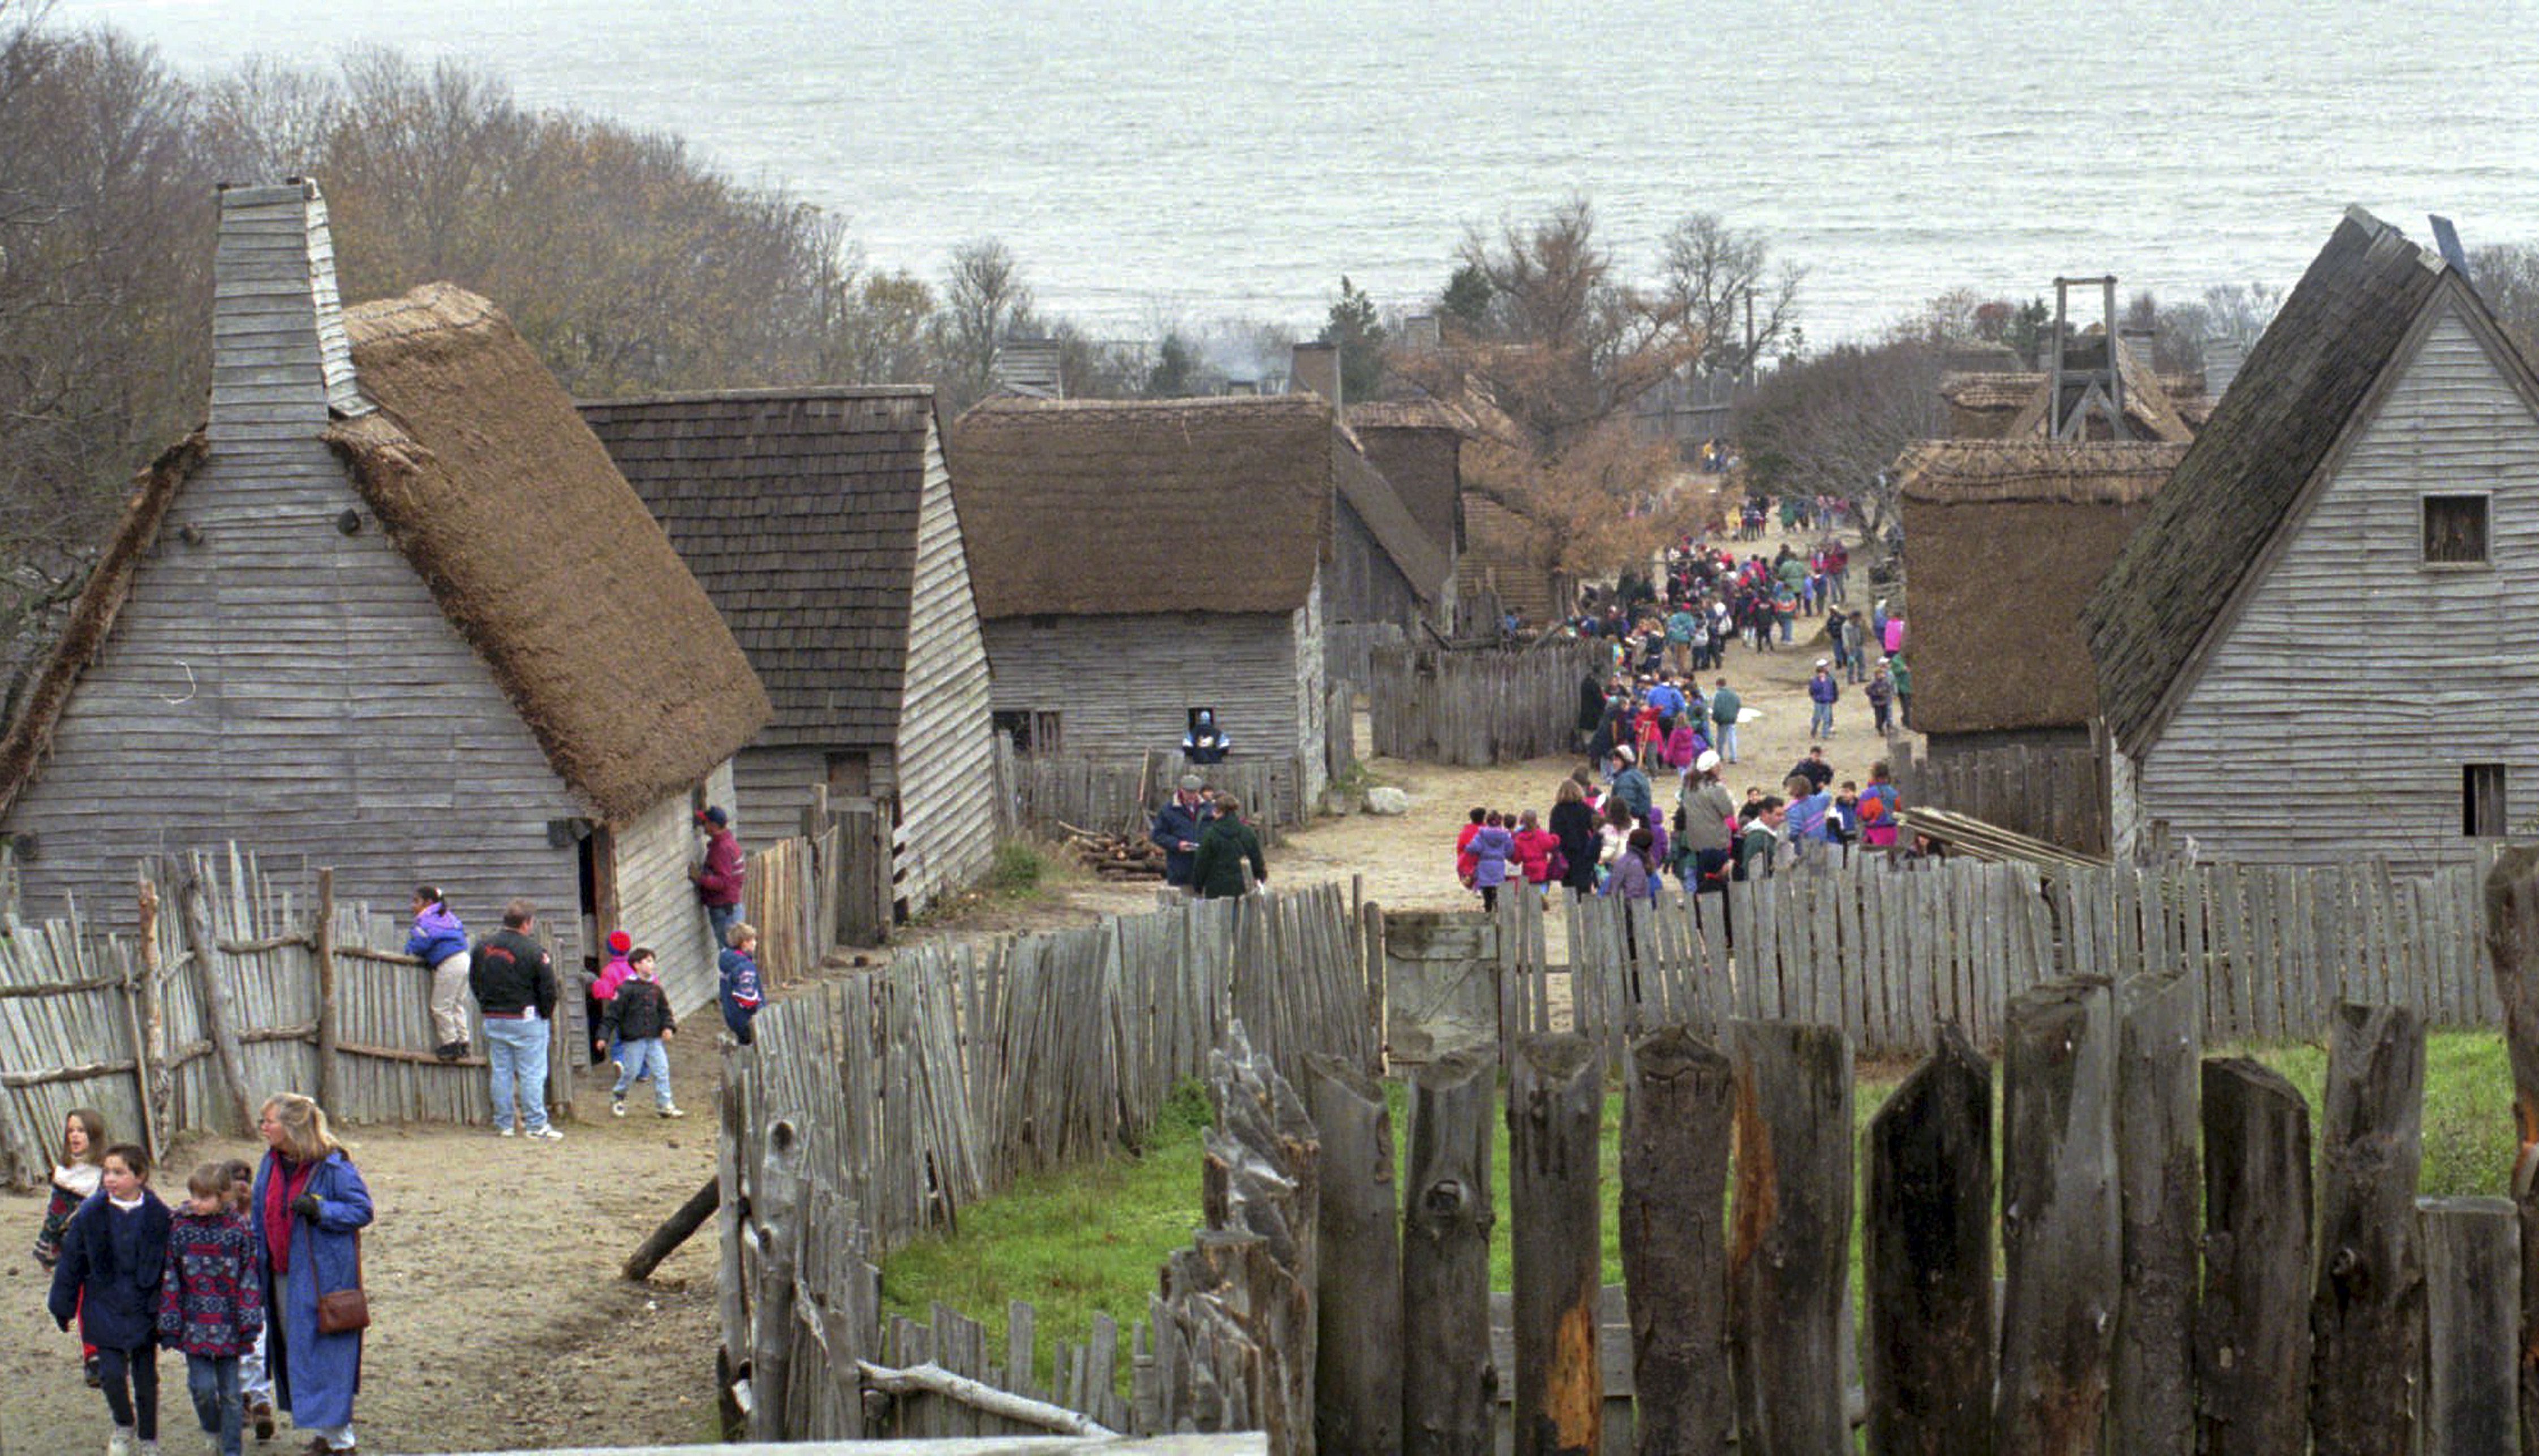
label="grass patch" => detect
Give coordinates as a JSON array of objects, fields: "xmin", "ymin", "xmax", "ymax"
[{"xmin": 880, "ymin": 1031, "xmax": 2516, "ymax": 1397}]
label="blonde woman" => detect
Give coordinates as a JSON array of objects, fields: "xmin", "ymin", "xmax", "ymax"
[{"xmin": 250, "ymin": 1095, "xmax": 370, "ymax": 1454}]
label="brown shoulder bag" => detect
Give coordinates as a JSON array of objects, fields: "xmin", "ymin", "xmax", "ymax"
[{"xmin": 315, "ymin": 1234, "xmax": 370, "ymax": 1335}]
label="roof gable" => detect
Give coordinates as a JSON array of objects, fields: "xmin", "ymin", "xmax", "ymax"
[
  {"xmin": 1333, "ymin": 425, "xmax": 1449, "ymax": 601},
  {"xmin": 580, "ymin": 387, "xmax": 939, "ymax": 747},
  {"xmin": 2082, "ymin": 209, "xmax": 2452, "ymax": 754}
]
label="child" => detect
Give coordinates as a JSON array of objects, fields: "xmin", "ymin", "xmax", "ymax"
[
  {"xmin": 591, "ymin": 929, "xmax": 636, "ymax": 1072},
  {"xmin": 406, "ymin": 885, "xmax": 471, "ymax": 1063},
  {"xmin": 219, "ymin": 1161, "xmax": 276, "ymax": 1442},
  {"xmin": 49, "ymin": 1142, "xmax": 171, "ymax": 1456},
  {"xmin": 160, "ymin": 1163, "xmax": 261, "ymax": 1456},
  {"xmin": 35, "ymin": 1109, "xmax": 109, "ymax": 1389},
  {"xmin": 1454, "ymin": 807, "xmax": 1486, "ymax": 890},
  {"xmin": 719, "ymin": 923, "xmax": 764, "ymax": 1045},
  {"xmin": 605, "ymin": 947, "xmax": 685, "ymax": 1118},
  {"xmin": 1469, "ymin": 812, "xmax": 1514, "ymax": 912},
  {"xmin": 1510, "ymin": 809, "xmax": 1558, "ymax": 895}
]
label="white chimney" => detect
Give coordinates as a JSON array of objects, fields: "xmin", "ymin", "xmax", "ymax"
[
  {"xmin": 1290, "ymin": 341, "xmax": 1341, "ymax": 408},
  {"xmin": 2204, "ymin": 336, "xmax": 2247, "ymax": 401},
  {"xmin": 209, "ymin": 178, "xmax": 366, "ymax": 445}
]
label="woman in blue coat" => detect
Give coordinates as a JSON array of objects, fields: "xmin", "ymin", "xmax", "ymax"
[{"xmin": 251, "ymin": 1094, "xmax": 372, "ymax": 1453}]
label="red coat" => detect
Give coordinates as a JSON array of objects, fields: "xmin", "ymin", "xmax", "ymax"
[
  {"xmin": 694, "ymin": 828, "xmax": 745, "ymax": 907},
  {"xmin": 1511, "ymin": 828, "xmax": 1558, "ymax": 884}
]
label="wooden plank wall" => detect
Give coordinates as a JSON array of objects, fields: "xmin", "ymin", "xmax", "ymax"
[
  {"xmin": 982, "ymin": 611, "xmax": 1307, "ymax": 769},
  {"xmin": 1367, "ymin": 640, "xmax": 1602, "ymax": 766},
  {"xmin": 1530, "ymin": 850, "xmax": 2507, "ymax": 1061},
  {"xmin": 612, "ymin": 763, "xmax": 732, "ymax": 1018},
  {"xmin": 997, "ymin": 749, "xmax": 1308, "ymax": 843},
  {"xmin": 889, "ymin": 416, "xmax": 1002, "ymax": 919},
  {"xmin": 1896, "ymin": 738, "xmax": 2110, "ymax": 856}
]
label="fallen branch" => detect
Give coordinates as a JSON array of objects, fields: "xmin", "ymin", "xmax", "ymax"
[
  {"xmin": 216, "ymin": 933, "xmax": 309, "ymax": 955},
  {"xmin": 332, "ymin": 944, "xmax": 425, "ymax": 967},
  {"xmin": 857, "ymin": 1360, "xmax": 1117, "ymax": 1438},
  {"xmin": 624, "ymin": 1175, "xmax": 721, "ymax": 1282},
  {"xmin": 336, "ymin": 1039, "xmax": 486, "ymax": 1068},
  {"xmin": 0, "ymin": 972, "xmax": 129, "ymax": 1000}
]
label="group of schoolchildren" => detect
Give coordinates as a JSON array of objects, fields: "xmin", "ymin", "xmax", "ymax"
[{"xmin": 37, "ymin": 1113, "xmax": 270, "ymax": 1455}]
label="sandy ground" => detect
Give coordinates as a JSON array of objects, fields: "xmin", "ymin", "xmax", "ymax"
[{"xmin": 0, "ymin": 520, "xmax": 1896, "ymax": 1453}]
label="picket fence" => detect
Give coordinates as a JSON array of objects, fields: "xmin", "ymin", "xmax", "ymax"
[
  {"xmin": 720, "ymin": 882, "xmax": 1378, "ymax": 1441},
  {"xmin": 0, "ymin": 848, "xmax": 496, "ymax": 1184},
  {"xmin": 1367, "ymin": 640, "xmax": 1602, "ymax": 765},
  {"xmin": 1486, "ymin": 851, "xmax": 2506, "ymax": 1062}
]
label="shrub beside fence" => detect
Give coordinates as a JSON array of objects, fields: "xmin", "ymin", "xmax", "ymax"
[{"xmin": 1367, "ymin": 640, "xmax": 1600, "ymax": 765}]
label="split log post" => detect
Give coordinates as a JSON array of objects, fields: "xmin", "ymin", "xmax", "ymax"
[
  {"xmin": 176, "ymin": 865, "xmax": 254, "ymax": 1135},
  {"xmin": 1303, "ymin": 1053, "xmax": 1401, "ymax": 1455},
  {"xmin": 1864, "ymin": 1024, "xmax": 1992, "ymax": 1456},
  {"xmin": 1200, "ymin": 1026, "xmax": 1319, "ymax": 1455},
  {"xmin": 126, "ymin": 876, "xmax": 162, "ymax": 1160},
  {"xmin": 1728, "ymin": 1019, "xmax": 1853, "ymax": 1453},
  {"xmin": 2479, "ymin": 844, "xmax": 2539, "ymax": 1454},
  {"xmin": 1620, "ymin": 1024, "xmax": 1733, "ymax": 1456},
  {"xmin": 1995, "ymin": 977, "xmax": 2119, "ymax": 1456},
  {"xmin": 1509, "ymin": 1032, "xmax": 1601, "ymax": 1456},
  {"xmin": 2308, "ymin": 1002, "xmax": 2425, "ymax": 1456},
  {"xmin": 2418, "ymin": 1195, "xmax": 2518, "ymax": 1456},
  {"xmin": 624, "ymin": 1175, "xmax": 721, "ymax": 1282},
  {"xmin": 312, "ymin": 867, "xmax": 340, "ymax": 1114},
  {"xmin": 2194, "ymin": 1057, "xmax": 2312, "ymax": 1456},
  {"xmin": 2112, "ymin": 966, "xmax": 2200, "ymax": 1451},
  {"xmin": 715, "ymin": 1048, "xmax": 750, "ymax": 1437},
  {"xmin": 747, "ymin": 1115, "xmax": 806, "ymax": 1440},
  {"xmin": 1402, "ymin": 1052, "xmax": 1495, "ymax": 1456}
]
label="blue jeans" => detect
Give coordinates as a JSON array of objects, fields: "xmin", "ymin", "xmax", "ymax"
[
  {"xmin": 613, "ymin": 1038, "xmax": 674, "ymax": 1108},
  {"xmin": 707, "ymin": 901, "xmax": 741, "ymax": 953},
  {"xmin": 188, "ymin": 1353, "xmax": 242, "ymax": 1456},
  {"xmin": 1716, "ymin": 722, "xmax": 1739, "ymax": 763},
  {"xmin": 1810, "ymin": 702, "xmax": 1835, "ymax": 735},
  {"xmin": 483, "ymin": 1015, "xmax": 552, "ymax": 1132}
]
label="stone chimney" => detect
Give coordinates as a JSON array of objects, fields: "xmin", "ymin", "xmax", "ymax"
[
  {"xmin": 210, "ymin": 178, "xmax": 366, "ymax": 445},
  {"xmin": 1290, "ymin": 342, "xmax": 1341, "ymax": 409},
  {"xmin": 2204, "ymin": 336, "xmax": 2247, "ymax": 401},
  {"xmin": 991, "ymin": 337, "xmax": 1064, "ymax": 398},
  {"xmin": 2118, "ymin": 323, "xmax": 2159, "ymax": 371}
]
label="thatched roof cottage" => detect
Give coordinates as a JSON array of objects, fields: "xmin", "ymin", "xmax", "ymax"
[
  {"xmin": 949, "ymin": 394, "xmax": 1334, "ymax": 804},
  {"xmin": 1898, "ymin": 438, "xmax": 2187, "ymax": 757},
  {"xmin": 1940, "ymin": 337, "xmax": 2205, "ymax": 442},
  {"xmin": 0, "ymin": 181, "xmax": 769, "ymax": 1019},
  {"xmin": 580, "ymin": 387, "xmax": 999, "ymax": 923},
  {"xmin": 2084, "ymin": 208, "xmax": 2539, "ymax": 865}
]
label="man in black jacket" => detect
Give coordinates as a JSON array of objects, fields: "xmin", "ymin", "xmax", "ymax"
[{"xmin": 471, "ymin": 898, "xmax": 563, "ymax": 1140}]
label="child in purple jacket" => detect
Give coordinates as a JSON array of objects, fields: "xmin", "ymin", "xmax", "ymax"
[
  {"xmin": 161, "ymin": 1163, "xmax": 264, "ymax": 1456},
  {"xmin": 1469, "ymin": 813, "xmax": 1515, "ymax": 912}
]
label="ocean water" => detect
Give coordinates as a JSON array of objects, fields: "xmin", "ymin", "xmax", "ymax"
[{"xmin": 55, "ymin": 0, "xmax": 2539, "ymax": 344}]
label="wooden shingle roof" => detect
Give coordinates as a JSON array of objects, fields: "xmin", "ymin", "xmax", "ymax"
[
  {"xmin": 579, "ymin": 387, "xmax": 943, "ymax": 749},
  {"xmin": 1334, "ymin": 425, "xmax": 1450, "ymax": 601},
  {"xmin": 2081, "ymin": 209, "xmax": 2452, "ymax": 754}
]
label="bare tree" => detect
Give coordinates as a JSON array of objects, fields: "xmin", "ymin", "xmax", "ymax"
[
  {"xmin": 2469, "ymin": 243, "xmax": 2539, "ymax": 361},
  {"xmin": 1732, "ymin": 339, "xmax": 1947, "ymax": 536},
  {"xmin": 937, "ymin": 237, "xmax": 1032, "ymax": 412},
  {"xmin": 1656, "ymin": 210, "xmax": 1802, "ymax": 377}
]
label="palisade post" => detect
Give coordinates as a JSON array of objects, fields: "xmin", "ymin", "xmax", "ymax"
[
  {"xmin": 1864, "ymin": 1025, "xmax": 1992, "ymax": 1456},
  {"xmin": 1728, "ymin": 1019, "xmax": 1853, "ymax": 1453},
  {"xmin": 2478, "ymin": 844, "xmax": 2539, "ymax": 1455},
  {"xmin": 1402, "ymin": 1052, "xmax": 1495, "ymax": 1456},
  {"xmin": 2194, "ymin": 1057, "xmax": 2312, "ymax": 1456},
  {"xmin": 2418, "ymin": 1195, "xmax": 2519, "ymax": 1456},
  {"xmin": 2308, "ymin": 1002, "xmax": 2425, "ymax": 1456},
  {"xmin": 127, "ymin": 873, "xmax": 163, "ymax": 1160},
  {"xmin": 1995, "ymin": 977, "xmax": 2119, "ymax": 1456},
  {"xmin": 2112, "ymin": 966, "xmax": 2200, "ymax": 1450},
  {"xmin": 1509, "ymin": 1033, "xmax": 1602, "ymax": 1456},
  {"xmin": 313, "ymin": 866, "xmax": 340, "ymax": 1114},
  {"xmin": 176, "ymin": 863, "xmax": 255, "ymax": 1135},
  {"xmin": 1303, "ymin": 1054, "xmax": 1401, "ymax": 1455},
  {"xmin": 1620, "ymin": 1025, "xmax": 1734, "ymax": 1456},
  {"xmin": 748, "ymin": 1115, "xmax": 806, "ymax": 1440}
]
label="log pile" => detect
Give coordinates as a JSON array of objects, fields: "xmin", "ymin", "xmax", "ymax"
[{"xmin": 1058, "ymin": 822, "xmax": 1168, "ymax": 881}]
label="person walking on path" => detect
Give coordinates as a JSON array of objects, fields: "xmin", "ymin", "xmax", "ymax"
[
  {"xmin": 406, "ymin": 887, "xmax": 471, "ymax": 1064},
  {"xmin": 470, "ymin": 899, "xmax": 561, "ymax": 1141},
  {"xmin": 1890, "ymin": 654, "xmax": 1913, "ymax": 730},
  {"xmin": 1709, "ymin": 679, "xmax": 1742, "ymax": 764},
  {"xmin": 720, "ymin": 924, "xmax": 764, "ymax": 1045},
  {"xmin": 1150, "ymin": 776, "xmax": 1215, "ymax": 894},
  {"xmin": 1191, "ymin": 796, "xmax": 1267, "ymax": 899},
  {"xmin": 49, "ymin": 1141, "xmax": 171, "ymax": 1456},
  {"xmin": 159, "ymin": 1162, "xmax": 263, "ymax": 1456},
  {"xmin": 1808, "ymin": 661, "xmax": 1841, "ymax": 738},
  {"xmin": 1468, "ymin": 813, "xmax": 1514, "ymax": 911},
  {"xmin": 589, "ymin": 931, "xmax": 636, "ymax": 1073},
  {"xmin": 248, "ymin": 1095, "xmax": 371, "ymax": 1454},
  {"xmin": 1607, "ymin": 747, "xmax": 1654, "ymax": 824},
  {"xmin": 1550, "ymin": 779, "xmax": 1602, "ymax": 900},
  {"xmin": 602, "ymin": 949, "xmax": 683, "ymax": 1119},
  {"xmin": 1866, "ymin": 662, "xmax": 1896, "ymax": 735},
  {"xmin": 690, "ymin": 807, "xmax": 746, "ymax": 952},
  {"xmin": 1678, "ymin": 753, "xmax": 1737, "ymax": 893}
]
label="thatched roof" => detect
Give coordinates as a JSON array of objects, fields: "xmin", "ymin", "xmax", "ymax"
[
  {"xmin": 2082, "ymin": 209, "xmax": 2455, "ymax": 755},
  {"xmin": 580, "ymin": 387, "xmax": 946, "ymax": 750},
  {"xmin": 1942, "ymin": 356, "xmax": 2206, "ymax": 442},
  {"xmin": 2004, "ymin": 334, "xmax": 2196, "ymax": 443},
  {"xmin": 328, "ymin": 284, "xmax": 769, "ymax": 822},
  {"xmin": 949, "ymin": 395, "xmax": 1335, "ymax": 619},
  {"xmin": 1900, "ymin": 440, "xmax": 2184, "ymax": 734},
  {"xmin": 1334, "ymin": 424, "xmax": 1449, "ymax": 601},
  {"xmin": 1347, "ymin": 397, "xmax": 1476, "ymax": 435}
]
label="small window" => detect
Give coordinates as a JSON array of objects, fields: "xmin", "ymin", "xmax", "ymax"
[
  {"xmin": 2424, "ymin": 494, "xmax": 2490, "ymax": 565},
  {"xmin": 2465, "ymin": 763, "xmax": 2508, "ymax": 837}
]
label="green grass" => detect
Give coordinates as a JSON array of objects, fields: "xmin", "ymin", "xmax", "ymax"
[{"xmin": 879, "ymin": 1031, "xmax": 2518, "ymax": 1397}]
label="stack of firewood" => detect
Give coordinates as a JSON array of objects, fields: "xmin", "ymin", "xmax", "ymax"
[{"xmin": 1057, "ymin": 822, "xmax": 1167, "ymax": 881}]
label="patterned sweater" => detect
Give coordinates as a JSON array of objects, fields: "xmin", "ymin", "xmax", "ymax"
[{"xmin": 157, "ymin": 1208, "xmax": 264, "ymax": 1357}]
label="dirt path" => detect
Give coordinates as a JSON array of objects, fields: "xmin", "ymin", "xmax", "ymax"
[{"xmin": 0, "ymin": 522, "xmax": 1904, "ymax": 1452}]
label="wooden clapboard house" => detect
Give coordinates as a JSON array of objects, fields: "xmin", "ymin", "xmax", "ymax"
[
  {"xmin": 580, "ymin": 387, "xmax": 999, "ymax": 921},
  {"xmin": 2085, "ymin": 207, "xmax": 2539, "ymax": 867},
  {"xmin": 949, "ymin": 394, "xmax": 1334, "ymax": 804},
  {"xmin": 0, "ymin": 180, "xmax": 769, "ymax": 1017}
]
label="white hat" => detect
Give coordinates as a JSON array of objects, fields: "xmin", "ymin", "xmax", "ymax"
[
  {"xmin": 1612, "ymin": 745, "xmax": 1635, "ymax": 765},
  {"xmin": 1815, "ymin": 657, "xmax": 1830, "ymax": 667},
  {"xmin": 1695, "ymin": 750, "xmax": 1720, "ymax": 773}
]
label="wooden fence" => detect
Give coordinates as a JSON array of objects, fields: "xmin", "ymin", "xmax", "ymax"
[
  {"xmin": 0, "ymin": 848, "xmax": 498, "ymax": 1184},
  {"xmin": 720, "ymin": 882, "xmax": 1378, "ymax": 1440},
  {"xmin": 1457, "ymin": 852, "xmax": 2507, "ymax": 1063},
  {"xmin": 993, "ymin": 746, "xmax": 1309, "ymax": 844},
  {"xmin": 1367, "ymin": 639, "xmax": 1602, "ymax": 765},
  {"xmin": 1891, "ymin": 736, "xmax": 2108, "ymax": 856}
]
